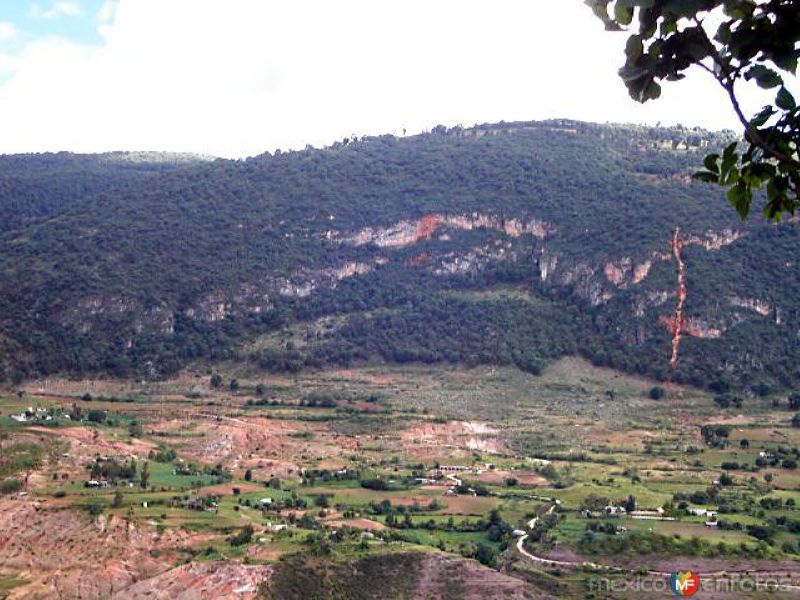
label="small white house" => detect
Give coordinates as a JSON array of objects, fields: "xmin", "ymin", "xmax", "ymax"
[
  {"xmin": 605, "ymin": 505, "xmax": 627, "ymax": 517},
  {"xmin": 688, "ymin": 508, "xmax": 717, "ymax": 518}
]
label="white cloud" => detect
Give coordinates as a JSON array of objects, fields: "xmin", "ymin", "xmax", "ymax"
[
  {"xmin": 0, "ymin": 22, "xmax": 19, "ymax": 43},
  {"xmin": 0, "ymin": 0, "xmax": 774, "ymax": 158},
  {"xmin": 29, "ymin": 1, "xmax": 83, "ymax": 20},
  {"xmin": 97, "ymin": 1, "xmax": 118, "ymax": 25}
]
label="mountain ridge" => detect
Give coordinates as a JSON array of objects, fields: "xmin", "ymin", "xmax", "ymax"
[{"xmin": 0, "ymin": 119, "xmax": 796, "ymax": 393}]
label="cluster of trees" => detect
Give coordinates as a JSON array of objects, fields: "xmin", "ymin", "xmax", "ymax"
[
  {"xmin": 714, "ymin": 393, "xmax": 744, "ymax": 409},
  {"xmin": 579, "ymin": 528, "xmax": 771, "ymax": 559},
  {"xmin": 228, "ymin": 524, "xmax": 254, "ymax": 547},
  {"xmin": 88, "ymin": 457, "xmax": 137, "ymax": 481},
  {"xmin": 149, "ymin": 445, "xmax": 177, "ymax": 463},
  {"xmin": 300, "ymin": 468, "xmax": 360, "ymax": 486},
  {"xmin": 376, "ymin": 506, "xmax": 509, "ymax": 567},
  {"xmin": 700, "ymin": 424, "xmax": 731, "ymax": 448},
  {"xmin": 368, "ymin": 498, "xmax": 441, "ymax": 518}
]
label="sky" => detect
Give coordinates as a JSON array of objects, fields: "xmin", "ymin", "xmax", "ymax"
[{"xmin": 0, "ymin": 0, "xmax": 772, "ymax": 158}]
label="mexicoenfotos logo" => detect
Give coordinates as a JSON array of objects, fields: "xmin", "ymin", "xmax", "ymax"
[{"xmin": 669, "ymin": 571, "xmax": 700, "ymax": 596}]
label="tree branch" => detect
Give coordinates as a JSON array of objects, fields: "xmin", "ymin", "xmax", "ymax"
[{"xmin": 693, "ymin": 22, "xmax": 800, "ymax": 170}]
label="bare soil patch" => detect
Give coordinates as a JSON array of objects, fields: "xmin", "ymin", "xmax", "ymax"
[
  {"xmin": 114, "ymin": 561, "xmax": 272, "ymax": 599},
  {"xmin": 0, "ymin": 499, "xmax": 192, "ymax": 600}
]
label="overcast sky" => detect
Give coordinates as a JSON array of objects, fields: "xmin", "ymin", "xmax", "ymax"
[{"xmin": 0, "ymin": 0, "xmax": 768, "ymax": 158}]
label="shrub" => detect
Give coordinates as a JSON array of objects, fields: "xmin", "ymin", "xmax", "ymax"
[
  {"xmin": 297, "ymin": 514, "xmax": 319, "ymax": 529},
  {"xmin": 475, "ymin": 542, "xmax": 498, "ymax": 567},
  {"xmin": 229, "ymin": 524, "xmax": 254, "ymax": 546},
  {"xmin": 714, "ymin": 394, "xmax": 743, "ymax": 409},
  {"xmin": 0, "ymin": 479, "xmax": 23, "ymax": 495},
  {"xmin": 128, "ymin": 420, "xmax": 142, "ymax": 437},
  {"xmin": 86, "ymin": 409, "xmax": 106, "ymax": 423},
  {"xmin": 360, "ymin": 479, "xmax": 389, "ymax": 491},
  {"xmin": 150, "ymin": 446, "xmax": 177, "ymax": 462},
  {"xmin": 85, "ymin": 499, "xmax": 105, "ymax": 516}
]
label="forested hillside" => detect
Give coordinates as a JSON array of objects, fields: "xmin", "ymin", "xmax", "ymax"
[{"xmin": 0, "ymin": 120, "xmax": 797, "ymax": 393}]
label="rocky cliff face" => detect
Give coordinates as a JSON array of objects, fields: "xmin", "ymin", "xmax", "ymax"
[
  {"xmin": 337, "ymin": 212, "xmax": 556, "ymax": 248},
  {"xmin": 59, "ymin": 213, "xmax": 770, "ymax": 347}
]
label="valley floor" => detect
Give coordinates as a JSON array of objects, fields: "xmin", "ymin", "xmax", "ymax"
[{"xmin": 2, "ymin": 357, "xmax": 800, "ymax": 598}]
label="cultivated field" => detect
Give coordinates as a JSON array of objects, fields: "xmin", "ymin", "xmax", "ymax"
[{"xmin": 1, "ymin": 357, "xmax": 800, "ymax": 598}]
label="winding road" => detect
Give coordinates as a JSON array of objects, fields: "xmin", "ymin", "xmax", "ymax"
[{"xmin": 516, "ymin": 504, "xmax": 800, "ymax": 592}]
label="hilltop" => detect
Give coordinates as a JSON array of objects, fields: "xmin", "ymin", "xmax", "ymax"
[{"xmin": 0, "ymin": 120, "xmax": 796, "ymax": 393}]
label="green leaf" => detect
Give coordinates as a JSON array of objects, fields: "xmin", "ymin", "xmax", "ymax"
[
  {"xmin": 776, "ymin": 87, "xmax": 796, "ymax": 111},
  {"xmin": 745, "ymin": 65, "xmax": 783, "ymax": 89},
  {"xmin": 749, "ymin": 161, "xmax": 776, "ymax": 184},
  {"xmin": 714, "ymin": 21, "xmax": 731, "ymax": 44},
  {"xmin": 625, "ymin": 34, "xmax": 643, "ymax": 60},
  {"xmin": 614, "ymin": 3, "xmax": 634, "ymax": 26},
  {"xmin": 720, "ymin": 142, "xmax": 738, "ymax": 184},
  {"xmin": 660, "ymin": 19, "xmax": 678, "ymax": 36},
  {"xmin": 703, "ymin": 153, "xmax": 720, "ymax": 174},
  {"xmin": 726, "ymin": 182, "xmax": 751, "ymax": 220},
  {"xmin": 585, "ymin": 0, "xmax": 622, "ymax": 30},
  {"xmin": 772, "ymin": 52, "xmax": 798, "ymax": 75},
  {"xmin": 723, "ymin": 1, "xmax": 755, "ymax": 20},
  {"xmin": 750, "ymin": 106, "xmax": 774, "ymax": 127},
  {"xmin": 639, "ymin": 79, "xmax": 661, "ymax": 102},
  {"xmin": 619, "ymin": 65, "xmax": 648, "ymax": 82},
  {"xmin": 693, "ymin": 171, "xmax": 719, "ymax": 183}
]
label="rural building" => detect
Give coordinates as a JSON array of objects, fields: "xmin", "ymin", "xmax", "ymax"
[
  {"xmin": 604, "ymin": 505, "xmax": 626, "ymax": 517},
  {"xmin": 84, "ymin": 480, "xmax": 109, "ymax": 488},
  {"xmin": 688, "ymin": 508, "xmax": 716, "ymax": 518},
  {"xmin": 181, "ymin": 498, "xmax": 205, "ymax": 511},
  {"xmin": 630, "ymin": 508, "xmax": 674, "ymax": 521}
]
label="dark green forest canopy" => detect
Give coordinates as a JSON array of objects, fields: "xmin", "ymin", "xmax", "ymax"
[{"xmin": 0, "ymin": 120, "xmax": 797, "ymax": 393}]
